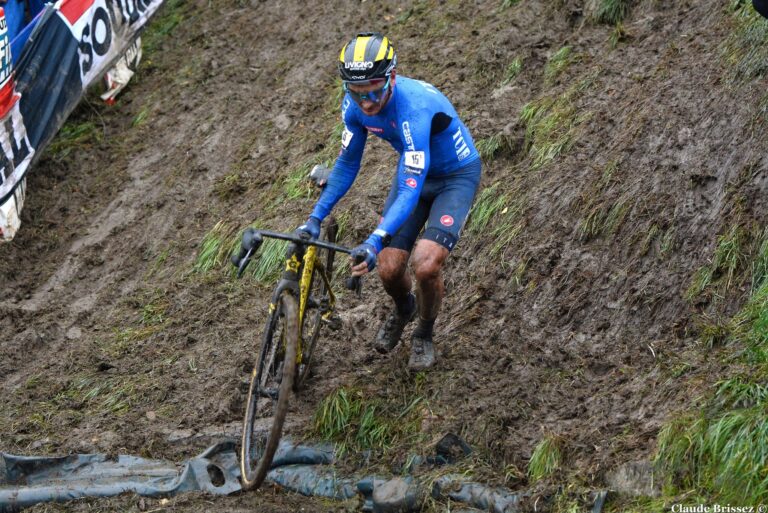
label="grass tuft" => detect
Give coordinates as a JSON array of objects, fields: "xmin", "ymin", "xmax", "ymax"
[
  {"xmin": 685, "ymin": 225, "xmax": 747, "ymax": 300},
  {"xmin": 313, "ymin": 386, "xmax": 424, "ymax": 455},
  {"xmin": 194, "ymin": 221, "xmax": 237, "ymax": 274},
  {"xmin": 544, "ymin": 46, "xmax": 576, "ymax": 85},
  {"xmin": 609, "ymin": 22, "xmax": 628, "ymax": 48},
  {"xmin": 520, "ymin": 71, "xmax": 597, "ymax": 170},
  {"xmin": 501, "ymin": 56, "xmax": 524, "ymax": 85},
  {"xmin": 475, "ymin": 134, "xmax": 511, "ymax": 162},
  {"xmin": 246, "ymin": 236, "xmax": 289, "ymax": 284},
  {"xmin": 655, "ymin": 237, "xmax": 768, "ymax": 502},
  {"xmin": 722, "ymin": 1, "xmax": 768, "ymax": 81},
  {"xmin": 467, "ymin": 184, "xmax": 508, "ymax": 234},
  {"xmin": 142, "ymin": 0, "xmax": 185, "ymax": 57},
  {"xmin": 48, "ymin": 121, "xmax": 102, "ymax": 158},
  {"xmin": 593, "ymin": 0, "xmax": 633, "ymax": 25},
  {"xmin": 528, "ymin": 434, "xmax": 563, "ymax": 482},
  {"xmin": 578, "ymin": 198, "xmax": 630, "ymax": 241}
]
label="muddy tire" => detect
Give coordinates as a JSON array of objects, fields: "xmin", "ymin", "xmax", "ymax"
[
  {"xmin": 294, "ymin": 216, "xmax": 338, "ymax": 389},
  {"xmin": 240, "ymin": 290, "xmax": 298, "ymax": 491}
]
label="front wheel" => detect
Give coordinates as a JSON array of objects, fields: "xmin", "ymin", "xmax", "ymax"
[{"xmin": 240, "ymin": 290, "xmax": 299, "ymax": 491}]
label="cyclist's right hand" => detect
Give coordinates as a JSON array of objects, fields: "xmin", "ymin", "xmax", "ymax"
[{"xmin": 294, "ymin": 216, "xmax": 321, "ymax": 240}]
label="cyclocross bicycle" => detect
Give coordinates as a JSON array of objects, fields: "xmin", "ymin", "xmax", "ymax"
[{"xmin": 231, "ymin": 218, "xmax": 361, "ymax": 490}]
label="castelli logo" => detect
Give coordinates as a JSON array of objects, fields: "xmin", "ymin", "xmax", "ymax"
[
  {"xmin": 440, "ymin": 215, "xmax": 454, "ymax": 227},
  {"xmin": 406, "ymin": 178, "xmax": 417, "ymax": 188}
]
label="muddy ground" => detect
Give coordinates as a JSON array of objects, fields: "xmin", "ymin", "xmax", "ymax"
[{"xmin": 2, "ymin": 0, "xmax": 768, "ymax": 511}]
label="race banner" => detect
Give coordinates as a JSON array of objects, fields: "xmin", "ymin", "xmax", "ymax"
[{"xmin": 0, "ymin": 0, "xmax": 166, "ymax": 241}]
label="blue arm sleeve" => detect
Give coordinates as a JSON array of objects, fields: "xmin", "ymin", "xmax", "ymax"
[
  {"xmin": 367, "ymin": 112, "xmax": 432, "ymax": 251},
  {"xmin": 311, "ymin": 109, "xmax": 367, "ymax": 221}
]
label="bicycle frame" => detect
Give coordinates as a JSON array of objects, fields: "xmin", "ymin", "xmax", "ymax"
[{"xmin": 268, "ymin": 242, "xmax": 337, "ymax": 366}]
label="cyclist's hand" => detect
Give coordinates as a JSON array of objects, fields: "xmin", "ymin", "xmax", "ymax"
[
  {"xmin": 350, "ymin": 243, "xmax": 377, "ymax": 276},
  {"xmin": 295, "ymin": 216, "xmax": 321, "ymax": 240}
]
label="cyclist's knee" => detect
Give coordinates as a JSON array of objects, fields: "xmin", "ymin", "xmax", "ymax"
[
  {"xmin": 378, "ymin": 248, "xmax": 409, "ymax": 282},
  {"xmin": 412, "ymin": 241, "xmax": 448, "ymax": 283}
]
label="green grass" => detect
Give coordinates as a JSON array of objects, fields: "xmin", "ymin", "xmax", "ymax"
[
  {"xmin": 194, "ymin": 221, "xmax": 238, "ymax": 274},
  {"xmin": 132, "ymin": 107, "xmax": 149, "ymax": 127},
  {"xmin": 283, "ymin": 162, "xmax": 314, "ymax": 200},
  {"xmin": 475, "ymin": 134, "xmax": 510, "ymax": 162},
  {"xmin": 500, "ymin": 0, "xmax": 521, "ymax": 8},
  {"xmin": 520, "ymin": 72, "xmax": 597, "ymax": 169},
  {"xmin": 467, "ymin": 184, "xmax": 508, "ymax": 234},
  {"xmin": 656, "ymin": 408, "xmax": 768, "ymax": 502},
  {"xmin": 609, "ymin": 22, "xmax": 628, "ymax": 48},
  {"xmin": 501, "ymin": 56, "xmax": 523, "ymax": 85},
  {"xmin": 466, "ymin": 183, "xmax": 527, "ymax": 259},
  {"xmin": 142, "ymin": 0, "xmax": 185, "ymax": 57},
  {"xmin": 723, "ymin": 1, "xmax": 768, "ymax": 81},
  {"xmin": 655, "ymin": 240, "xmax": 768, "ymax": 503},
  {"xmin": 577, "ymin": 198, "xmax": 629, "ymax": 241},
  {"xmin": 685, "ymin": 225, "xmax": 747, "ymax": 300},
  {"xmin": 528, "ymin": 434, "xmax": 562, "ymax": 482},
  {"xmin": 593, "ymin": 0, "xmax": 632, "ymax": 24},
  {"xmin": 48, "ymin": 120, "xmax": 102, "ymax": 157},
  {"xmin": 544, "ymin": 46, "xmax": 576, "ymax": 85},
  {"xmin": 751, "ymin": 228, "xmax": 768, "ymax": 291},
  {"xmin": 194, "ymin": 220, "xmax": 293, "ymax": 283},
  {"xmin": 312, "ymin": 386, "xmax": 425, "ymax": 455},
  {"xmin": 213, "ymin": 171, "xmax": 245, "ymax": 200},
  {"xmin": 245, "ymin": 236, "xmax": 289, "ymax": 284}
]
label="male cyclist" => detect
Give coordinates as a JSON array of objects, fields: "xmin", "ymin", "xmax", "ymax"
[{"xmin": 296, "ymin": 32, "xmax": 481, "ymax": 370}]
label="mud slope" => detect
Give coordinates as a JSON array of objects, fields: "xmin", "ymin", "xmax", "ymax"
[{"xmin": 2, "ymin": 0, "xmax": 767, "ymax": 511}]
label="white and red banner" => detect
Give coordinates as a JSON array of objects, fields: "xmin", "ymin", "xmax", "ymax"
[{"xmin": 0, "ymin": 0, "xmax": 165, "ymax": 241}]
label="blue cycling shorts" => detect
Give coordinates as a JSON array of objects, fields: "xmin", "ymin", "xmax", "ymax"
[{"xmin": 382, "ymin": 158, "xmax": 481, "ymax": 252}]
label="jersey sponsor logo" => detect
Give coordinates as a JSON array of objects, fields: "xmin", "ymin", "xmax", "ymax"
[
  {"xmin": 406, "ymin": 177, "xmax": 417, "ymax": 188},
  {"xmin": 345, "ymin": 61, "xmax": 374, "ymax": 70},
  {"xmin": 402, "ymin": 121, "xmax": 414, "ymax": 151},
  {"xmin": 440, "ymin": 215, "xmax": 454, "ymax": 227},
  {"xmin": 416, "ymin": 79, "xmax": 439, "ymax": 94},
  {"xmin": 365, "ymin": 125, "xmax": 384, "ymax": 134},
  {"xmin": 452, "ymin": 128, "xmax": 471, "ymax": 161},
  {"xmin": 341, "ymin": 127, "xmax": 353, "ymax": 149},
  {"xmin": 404, "ymin": 151, "xmax": 425, "ymax": 170},
  {"xmin": 404, "ymin": 166, "xmax": 422, "ymax": 175}
]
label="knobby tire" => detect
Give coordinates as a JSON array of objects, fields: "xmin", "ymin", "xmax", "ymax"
[{"xmin": 240, "ymin": 290, "xmax": 298, "ymax": 490}]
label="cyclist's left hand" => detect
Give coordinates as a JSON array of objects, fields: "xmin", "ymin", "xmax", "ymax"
[{"xmin": 350, "ymin": 243, "xmax": 377, "ymax": 276}]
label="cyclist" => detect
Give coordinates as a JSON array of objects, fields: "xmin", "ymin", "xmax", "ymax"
[{"xmin": 296, "ymin": 32, "xmax": 481, "ymax": 370}]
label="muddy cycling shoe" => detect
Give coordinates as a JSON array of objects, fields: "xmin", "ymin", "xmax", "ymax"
[
  {"xmin": 373, "ymin": 294, "xmax": 416, "ymax": 354},
  {"xmin": 408, "ymin": 335, "xmax": 436, "ymax": 371}
]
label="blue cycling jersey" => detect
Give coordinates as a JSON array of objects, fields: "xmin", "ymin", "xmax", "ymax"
[{"xmin": 310, "ymin": 76, "xmax": 480, "ymax": 251}]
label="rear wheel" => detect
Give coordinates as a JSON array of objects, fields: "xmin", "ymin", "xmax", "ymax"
[
  {"xmin": 295, "ymin": 217, "xmax": 338, "ymax": 389},
  {"xmin": 240, "ymin": 290, "xmax": 298, "ymax": 491}
]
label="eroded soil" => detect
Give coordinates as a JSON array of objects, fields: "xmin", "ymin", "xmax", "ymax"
[{"xmin": 2, "ymin": 0, "xmax": 768, "ymax": 511}]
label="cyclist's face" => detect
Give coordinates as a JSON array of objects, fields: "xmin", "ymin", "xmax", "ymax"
[{"xmin": 346, "ymin": 73, "xmax": 394, "ymax": 116}]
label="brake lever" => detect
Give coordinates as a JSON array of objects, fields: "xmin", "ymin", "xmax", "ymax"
[{"xmin": 236, "ymin": 247, "xmax": 255, "ymax": 279}]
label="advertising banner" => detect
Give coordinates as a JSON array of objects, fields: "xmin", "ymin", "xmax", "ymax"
[{"xmin": 0, "ymin": 0, "xmax": 166, "ymax": 241}]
